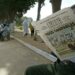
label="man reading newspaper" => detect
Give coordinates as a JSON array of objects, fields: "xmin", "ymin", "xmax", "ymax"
[
  {"xmin": 32, "ymin": 5, "xmax": 75, "ymax": 62},
  {"xmin": 25, "ymin": 5, "xmax": 75, "ymax": 75}
]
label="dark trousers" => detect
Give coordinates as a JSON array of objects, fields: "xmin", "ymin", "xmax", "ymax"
[{"xmin": 31, "ymin": 29, "xmax": 34, "ymax": 36}]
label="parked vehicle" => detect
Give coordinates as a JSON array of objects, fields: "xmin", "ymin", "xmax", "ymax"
[{"xmin": 0, "ymin": 24, "xmax": 10, "ymax": 41}]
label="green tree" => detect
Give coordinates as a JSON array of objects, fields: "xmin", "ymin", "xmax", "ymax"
[{"xmin": 0, "ymin": 0, "xmax": 36, "ymax": 22}]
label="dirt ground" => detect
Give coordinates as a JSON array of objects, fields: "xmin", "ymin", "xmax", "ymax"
[{"xmin": 12, "ymin": 31, "xmax": 51, "ymax": 53}]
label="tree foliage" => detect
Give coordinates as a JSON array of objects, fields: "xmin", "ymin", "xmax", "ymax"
[{"xmin": 0, "ymin": 0, "xmax": 36, "ymax": 22}]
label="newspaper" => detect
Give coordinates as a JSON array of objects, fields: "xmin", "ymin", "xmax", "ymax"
[{"xmin": 32, "ymin": 7, "xmax": 75, "ymax": 61}]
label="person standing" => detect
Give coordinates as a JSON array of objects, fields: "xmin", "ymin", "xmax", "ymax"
[
  {"xmin": 22, "ymin": 17, "xmax": 29, "ymax": 36},
  {"xmin": 29, "ymin": 23, "xmax": 34, "ymax": 37}
]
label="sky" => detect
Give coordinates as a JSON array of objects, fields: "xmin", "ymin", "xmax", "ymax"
[{"xmin": 24, "ymin": 0, "xmax": 75, "ymax": 21}]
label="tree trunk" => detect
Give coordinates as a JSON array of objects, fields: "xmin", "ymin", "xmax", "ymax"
[
  {"xmin": 34, "ymin": 1, "xmax": 42, "ymax": 40},
  {"xmin": 50, "ymin": 0, "xmax": 62, "ymax": 13},
  {"xmin": 36, "ymin": 1, "xmax": 41, "ymax": 21}
]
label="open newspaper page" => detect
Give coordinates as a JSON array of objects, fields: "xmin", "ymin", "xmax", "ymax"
[{"xmin": 32, "ymin": 7, "xmax": 75, "ymax": 60}]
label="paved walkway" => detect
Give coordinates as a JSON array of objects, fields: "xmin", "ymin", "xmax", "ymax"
[{"xmin": 0, "ymin": 39, "xmax": 50, "ymax": 75}]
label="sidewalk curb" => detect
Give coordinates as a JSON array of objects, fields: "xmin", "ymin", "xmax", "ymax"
[{"xmin": 11, "ymin": 35, "xmax": 57, "ymax": 62}]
